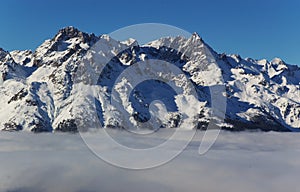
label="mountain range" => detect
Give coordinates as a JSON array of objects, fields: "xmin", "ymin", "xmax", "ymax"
[{"xmin": 1, "ymin": 26, "xmax": 300, "ymax": 132}]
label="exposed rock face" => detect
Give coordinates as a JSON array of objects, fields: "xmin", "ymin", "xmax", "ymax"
[
  {"xmin": 0, "ymin": 26, "xmax": 300, "ymax": 132},
  {"xmin": 56, "ymin": 119, "xmax": 77, "ymax": 132}
]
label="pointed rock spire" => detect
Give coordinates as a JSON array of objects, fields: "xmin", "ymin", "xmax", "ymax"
[{"xmin": 191, "ymin": 32, "xmax": 202, "ymax": 41}]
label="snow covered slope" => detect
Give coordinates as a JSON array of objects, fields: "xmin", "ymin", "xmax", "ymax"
[{"xmin": 0, "ymin": 26, "xmax": 299, "ymax": 132}]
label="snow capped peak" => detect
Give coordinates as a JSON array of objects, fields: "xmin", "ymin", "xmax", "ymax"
[
  {"xmin": 98, "ymin": 34, "xmax": 127, "ymax": 50},
  {"xmin": 0, "ymin": 48, "xmax": 16, "ymax": 65},
  {"xmin": 54, "ymin": 26, "xmax": 82, "ymax": 41},
  {"xmin": 191, "ymin": 32, "xmax": 202, "ymax": 41},
  {"xmin": 0, "ymin": 47, "xmax": 6, "ymax": 53},
  {"xmin": 53, "ymin": 26, "xmax": 98, "ymax": 46},
  {"xmin": 0, "ymin": 48, "xmax": 8, "ymax": 60},
  {"xmin": 184, "ymin": 32, "xmax": 204, "ymax": 47},
  {"xmin": 100, "ymin": 34, "xmax": 111, "ymax": 41},
  {"xmin": 121, "ymin": 38, "xmax": 139, "ymax": 47},
  {"xmin": 271, "ymin": 57, "xmax": 285, "ymax": 65},
  {"xmin": 185, "ymin": 32, "xmax": 213, "ymax": 53},
  {"xmin": 257, "ymin": 59, "xmax": 269, "ymax": 65},
  {"xmin": 32, "ymin": 27, "xmax": 99, "ymax": 67}
]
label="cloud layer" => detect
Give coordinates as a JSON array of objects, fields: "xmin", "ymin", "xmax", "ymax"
[{"xmin": 0, "ymin": 131, "xmax": 299, "ymax": 192}]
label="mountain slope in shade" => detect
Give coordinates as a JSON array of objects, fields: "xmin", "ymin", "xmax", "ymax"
[{"xmin": 0, "ymin": 26, "xmax": 299, "ymax": 132}]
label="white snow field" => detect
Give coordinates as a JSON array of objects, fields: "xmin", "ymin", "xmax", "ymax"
[{"xmin": 0, "ymin": 130, "xmax": 299, "ymax": 192}]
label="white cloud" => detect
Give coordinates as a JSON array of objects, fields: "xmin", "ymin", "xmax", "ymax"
[{"xmin": 0, "ymin": 131, "xmax": 299, "ymax": 192}]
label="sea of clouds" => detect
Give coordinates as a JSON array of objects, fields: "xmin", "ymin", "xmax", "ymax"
[{"xmin": 0, "ymin": 130, "xmax": 299, "ymax": 192}]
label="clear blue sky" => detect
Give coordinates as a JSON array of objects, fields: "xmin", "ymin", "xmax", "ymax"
[{"xmin": 0, "ymin": 0, "xmax": 299, "ymax": 64}]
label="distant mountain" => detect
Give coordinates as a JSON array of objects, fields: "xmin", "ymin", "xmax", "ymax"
[{"xmin": 1, "ymin": 26, "xmax": 299, "ymax": 132}]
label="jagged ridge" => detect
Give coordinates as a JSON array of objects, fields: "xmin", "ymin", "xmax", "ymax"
[{"xmin": 0, "ymin": 26, "xmax": 299, "ymax": 132}]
